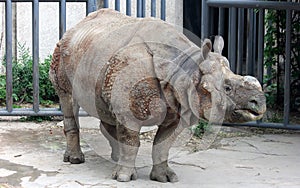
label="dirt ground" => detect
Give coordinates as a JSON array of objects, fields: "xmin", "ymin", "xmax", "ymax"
[{"xmin": 0, "ymin": 116, "xmax": 300, "ymax": 188}]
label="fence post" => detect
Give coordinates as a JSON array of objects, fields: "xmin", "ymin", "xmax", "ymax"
[
  {"xmin": 151, "ymin": 0, "xmax": 156, "ymax": 17},
  {"xmin": 32, "ymin": 0, "xmax": 39, "ymax": 113},
  {"xmin": 201, "ymin": 0, "xmax": 209, "ymax": 39},
  {"xmin": 218, "ymin": 8, "xmax": 225, "ymax": 36},
  {"xmin": 126, "ymin": 0, "xmax": 131, "ymax": 16},
  {"xmin": 257, "ymin": 9, "xmax": 264, "ymax": 84},
  {"xmin": 137, "ymin": 0, "xmax": 142, "ymax": 17},
  {"xmin": 115, "ymin": 0, "xmax": 120, "ymax": 11},
  {"xmin": 237, "ymin": 8, "xmax": 244, "ymax": 75},
  {"xmin": 228, "ymin": 7, "xmax": 237, "ymax": 72},
  {"xmin": 161, "ymin": 0, "xmax": 166, "ymax": 20},
  {"xmin": 104, "ymin": 0, "xmax": 109, "ymax": 8},
  {"xmin": 5, "ymin": 0, "xmax": 13, "ymax": 113},
  {"xmin": 87, "ymin": 0, "xmax": 97, "ymax": 14},
  {"xmin": 59, "ymin": 0, "xmax": 66, "ymax": 39},
  {"xmin": 246, "ymin": 9, "xmax": 254, "ymax": 76},
  {"xmin": 283, "ymin": 9, "xmax": 292, "ymax": 126}
]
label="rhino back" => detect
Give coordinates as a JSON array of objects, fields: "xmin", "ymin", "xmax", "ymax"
[{"xmin": 54, "ymin": 9, "xmax": 202, "ymax": 121}]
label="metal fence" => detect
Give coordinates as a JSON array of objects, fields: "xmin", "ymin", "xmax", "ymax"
[
  {"xmin": 0, "ymin": 0, "xmax": 166, "ymax": 116},
  {"xmin": 102, "ymin": 0, "xmax": 166, "ymax": 20},
  {"xmin": 202, "ymin": 0, "xmax": 300, "ymax": 130},
  {"xmin": 1, "ymin": 0, "xmax": 299, "ymax": 130},
  {"xmin": 0, "ymin": 0, "xmax": 97, "ymax": 116}
]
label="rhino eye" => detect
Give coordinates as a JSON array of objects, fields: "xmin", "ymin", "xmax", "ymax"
[{"xmin": 224, "ymin": 85, "xmax": 232, "ymax": 93}]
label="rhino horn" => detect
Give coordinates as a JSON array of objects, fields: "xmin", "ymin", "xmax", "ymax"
[{"xmin": 243, "ymin": 76, "xmax": 263, "ymax": 91}]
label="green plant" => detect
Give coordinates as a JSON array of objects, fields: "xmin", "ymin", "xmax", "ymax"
[
  {"xmin": 1, "ymin": 43, "xmax": 58, "ymax": 106},
  {"xmin": 12, "ymin": 43, "xmax": 34, "ymax": 103},
  {"xmin": 0, "ymin": 75, "xmax": 5, "ymax": 105},
  {"xmin": 264, "ymin": 111, "xmax": 283, "ymax": 123},
  {"xmin": 20, "ymin": 116, "xmax": 53, "ymax": 122},
  {"xmin": 263, "ymin": 75, "xmax": 277, "ymax": 108},
  {"xmin": 264, "ymin": 8, "xmax": 300, "ymax": 111},
  {"xmin": 191, "ymin": 118, "xmax": 209, "ymax": 138},
  {"xmin": 39, "ymin": 55, "xmax": 58, "ymax": 105}
]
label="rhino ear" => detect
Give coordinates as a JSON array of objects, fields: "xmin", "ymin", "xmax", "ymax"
[
  {"xmin": 202, "ymin": 39, "xmax": 212, "ymax": 59},
  {"xmin": 213, "ymin": 36, "xmax": 224, "ymax": 55}
]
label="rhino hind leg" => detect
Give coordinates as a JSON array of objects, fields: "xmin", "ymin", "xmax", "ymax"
[
  {"xmin": 150, "ymin": 119, "xmax": 182, "ymax": 183},
  {"xmin": 112, "ymin": 122, "xmax": 140, "ymax": 182},
  {"xmin": 49, "ymin": 42, "xmax": 84, "ymax": 164},
  {"xmin": 59, "ymin": 93, "xmax": 85, "ymax": 164},
  {"xmin": 100, "ymin": 121, "xmax": 119, "ymax": 161}
]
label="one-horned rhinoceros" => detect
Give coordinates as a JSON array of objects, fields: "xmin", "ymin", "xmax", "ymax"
[{"xmin": 49, "ymin": 9, "xmax": 266, "ymax": 183}]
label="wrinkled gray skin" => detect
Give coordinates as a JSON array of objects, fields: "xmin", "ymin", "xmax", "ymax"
[{"xmin": 49, "ymin": 9, "xmax": 266, "ymax": 183}]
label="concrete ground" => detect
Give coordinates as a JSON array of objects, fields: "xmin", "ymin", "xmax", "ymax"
[{"xmin": 0, "ymin": 117, "xmax": 300, "ymax": 188}]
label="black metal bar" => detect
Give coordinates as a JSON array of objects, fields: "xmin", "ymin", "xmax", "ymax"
[
  {"xmin": 228, "ymin": 7, "xmax": 237, "ymax": 72},
  {"xmin": 115, "ymin": 0, "xmax": 120, "ymax": 11},
  {"xmin": 137, "ymin": 0, "xmax": 142, "ymax": 17},
  {"xmin": 252, "ymin": 11, "xmax": 257, "ymax": 77},
  {"xmin": 237, "ymin": 8, "xmax": 244, "ymax": 75},
  {"xmin": 142, "ymin": 0, "xmax": 146, "ymax": 17},
  {"xmin": 0, "ymin": 109, "xmax": 89, "ymax": 116},
  {"xmin": 5, "ymin": 0, "xmax": 13, "ymax": 113},
  {"xmin": 161, "ymin": 0, "xmax": 166, "ymax": 20},
  {"xmin": 218, "ymin": 8, "xmax": 225, "ymax": 36},
  {"xmin": 257, "ymin": 9, "xmax": 264, "ymax": 84},
  {"xmin": 151, "ymin": 0, "xmax": 156, "ymax": 17},
  {"xmin": 207, "ymin": 0, "xmax": 300, "ymax": 11},
  {"xmin": 59, "ymin": 0, "xmax": 66, "ymax": 39},
  {"xmin": 246, "ymin": 9, "xmax": 254, "ymax": 75},
  {"xmin": 201, "ymin": 0, "xmax": 209, "ymax": 39},
  {"xmin": 126, "ymin": 0, "xmax": 131, "ymax": 16},
  {"xmin": 32, "ymin": 0, "xmax": 39, "ymax": 113},
  {"xmin": 86, "ymin": 0, "xmax": 96, "ymax": 14},
  {"xmin": 283, "ymin": 9, "xmax": 292, "ymax": 126},
  {"xmin": 103, "ymin": 0, "xmax": 109, "ymax": 8},
  {"xmin": 0, "ymin": 0, "xmax": 89, "ymax": 2},
  {"xmin": 223, "ymin": 122, "xmax": 300, "ymax": 130},
  {"xmin": 209, "ymin": 7, "xmax": 214, "ymax": 37}
]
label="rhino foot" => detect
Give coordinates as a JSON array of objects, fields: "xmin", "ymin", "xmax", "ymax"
[
  {"xmin": 112, "ymin": 165, "xmax": 137, "ymax": 182},
  {"xmin": 150, "ymin": 163, "xmax": 178, "ymax": 183},
  {"xmin": 63, "ymin": 152, "xmax": 85, "ymax": 164}
]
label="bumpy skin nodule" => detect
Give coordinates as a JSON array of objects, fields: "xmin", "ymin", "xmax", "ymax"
[{"xmin": 49, "ymin": 9, "xmax": 266, "ymax": 183}]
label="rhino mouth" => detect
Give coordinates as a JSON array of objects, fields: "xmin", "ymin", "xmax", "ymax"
[{"xmin": 232, "ymin": 109, "xmax": 264, "ymax": 122}]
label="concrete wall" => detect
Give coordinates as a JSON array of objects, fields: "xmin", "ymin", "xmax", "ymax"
[{"xmin": 0, "ymin": 0, "xmax": 183, "ymax": 62}]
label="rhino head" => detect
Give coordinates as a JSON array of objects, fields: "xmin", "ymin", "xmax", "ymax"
[{"xmin": 195, "ymin": 36, "xmax": 266, "ymax": 124}]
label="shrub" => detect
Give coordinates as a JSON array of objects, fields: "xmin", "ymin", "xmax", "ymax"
[
  {"xmin": 264, "ymin": 9, "xmax": 300, "ymax": 111},
  {"xmin": 191, "ymin": 119, "xmax": 209, "ymax": 138},
  {"xmin": 0, "ymin": 75, "xmax": 5, "ymax": 105},
  {"xmin": 0, "ymin": 43, "xmax": 58, "ymax": 106}
]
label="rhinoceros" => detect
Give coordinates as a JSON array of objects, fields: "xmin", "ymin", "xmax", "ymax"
[{"xmin": 49, "ymin": 9, "xmax": 266, "ymax": 183}]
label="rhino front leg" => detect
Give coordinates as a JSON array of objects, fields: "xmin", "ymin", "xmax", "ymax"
[
  {"xmin": 112, "ymin": 122, "xmax": 140, "ymax": 182},
  {"xmin": 60, "ymin": 94, "xmax": 85, "ymax": 164},
  {"xmin": 100, "ymin": 122, "xmax": 119, "ymax": 161},
  {"xmin": 150, "ymin": 119, "xmax": 183, "ymax": 183}
]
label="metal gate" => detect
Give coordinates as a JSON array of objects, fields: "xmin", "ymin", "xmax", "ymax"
[
  {"xmin": 1, "ymin": 0, "xmax": 299, "ymax": 130},
  {"xmin": 201, "ymin": 0, "xmax": 300, "ymax": 130}
]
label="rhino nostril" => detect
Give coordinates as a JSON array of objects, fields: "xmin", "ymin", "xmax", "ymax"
[{"xmin": 249, "ymin": 100, "xmax": 258, "ymax": 106}]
